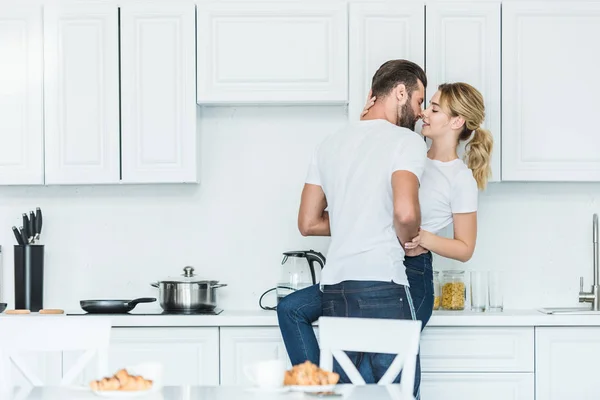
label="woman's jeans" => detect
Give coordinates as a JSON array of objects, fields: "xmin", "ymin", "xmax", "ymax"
[{"xmin": 276, "ymin": 252, "xmax": 434, "ymax": 394}]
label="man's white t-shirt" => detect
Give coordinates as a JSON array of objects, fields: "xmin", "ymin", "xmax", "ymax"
[
  {"xmin": 419, "ymin": 158, "xmax": 478, "ymax": 235},
  {"xmin": 305, "ymin": 119, "xmax": 427, "ymax": 287}
]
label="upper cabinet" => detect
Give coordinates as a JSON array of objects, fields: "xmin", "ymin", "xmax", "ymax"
[
  {"xmin": 196, "ymin": 2, "xmax": 348, "ymax": 104},
  {"xmin": 0, "ymin": 4, "xmax": 44, "ymax": 185},
  {"xmin": 502, "ymin": 1, "xmax": 600, "ymax": 181},
  {"xmin": 426, "ymin": 2, "xmax": 501, "ymax": 182},
  {"xmin": 120, "ymin": 2, "xmax": 197, "ymax": 183},
  {"xmin": 43, "ymin": 4, "xmax": 120, "ymax": 184},
  {"xmin": 348, "ymin": 2, "xmax": 424, "ymax": 121}
]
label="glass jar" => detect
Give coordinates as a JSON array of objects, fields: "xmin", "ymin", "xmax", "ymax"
[
  {"xmin": 441, "ymin": 270, "xmax": 466, "ymax": 310},
  {"xmin": 433, "ymin": 271, "xmax": 440, "ymax": 310}
]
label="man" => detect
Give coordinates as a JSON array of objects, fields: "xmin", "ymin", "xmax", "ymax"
[{"xmin": 297, "ymin": 59, "xmax": 428, "ymax": 385}]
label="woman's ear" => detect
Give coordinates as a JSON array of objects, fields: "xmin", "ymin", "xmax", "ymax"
[{"xmin": 451, "ymin": 116, "xmax": 466, "ymax": 130}]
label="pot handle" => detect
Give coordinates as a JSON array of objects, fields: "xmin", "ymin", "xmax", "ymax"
[
  {"xmin": 211, "ymin": 283, "xmax": 228, "ymax": 289},
  {"xmin": 150, "ymin": 282, "xmax": 159, "ymax": 288}
]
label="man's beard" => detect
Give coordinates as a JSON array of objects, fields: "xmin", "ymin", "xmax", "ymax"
[{"xmin": 396, "ymin": 98, "xmax": 418, "ymax": 131}]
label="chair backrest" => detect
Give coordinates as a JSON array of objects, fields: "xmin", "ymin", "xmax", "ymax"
[
  {"xmin": 0, "ymin": 316, "xmax": 112, "ymax": 394},
  {"xmin": 318, "ymin": 316, "xmax": 421, "ymax": 396}
]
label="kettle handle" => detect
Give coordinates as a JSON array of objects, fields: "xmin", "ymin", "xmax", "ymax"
[{"xmin": 305, "ymin": 250, "xmax": 326, "ymax": 285}]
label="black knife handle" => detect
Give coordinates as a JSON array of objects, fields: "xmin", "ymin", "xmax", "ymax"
[
  {"xmin": 20, "ymin": 226, "xmax": 28, "ymax": 246},
  {"xmin": 29, "ymin": 211, "xmax": 35, "ymax": 239},
  {"xmin": 22, "ymin": 214, "xmax": 29, "ymax": 243},
  {"xmin": 12, "ymin": 226, "xmax": 24, "ymax": 246},
  {"xmin": 35, "ymin": 207, "xmax": 43, "ymax": 237}
]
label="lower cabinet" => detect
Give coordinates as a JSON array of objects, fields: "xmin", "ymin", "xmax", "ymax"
[
  {"xmin": 536, "ymin": 327, "xmax": 600, "ymax": 400},
  {"xmin": 63, "ymin": 327, "xmax": 219, "ymax": 386},
  {"xmin": 421, "ymin": 373, "xmax": 534, "ymax": 400},
  {"xmin": 10, "ymin": 353, "xmax": 62, "ymax": 389}
]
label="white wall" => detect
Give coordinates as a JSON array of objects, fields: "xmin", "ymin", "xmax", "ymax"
[{"xmin": 0, "ymin": 105, "xmax": 598, "ymax": 312}]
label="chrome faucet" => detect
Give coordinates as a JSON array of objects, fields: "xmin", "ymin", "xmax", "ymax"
[{"xmin": 579, "ymin": 213, "xmax": 600, "ymax": 310}]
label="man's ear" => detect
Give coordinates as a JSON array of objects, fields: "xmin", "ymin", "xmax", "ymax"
[
  {"xmin": 393, "ymin": 84, "xmax": 408, "ymax": 106},
  {"xmin": 451, "ymin": 116, "xmax": 466, "ymax": 130}
]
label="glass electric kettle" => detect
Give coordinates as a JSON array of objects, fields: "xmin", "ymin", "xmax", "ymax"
[{"xmin": 276, "ymin": 250, "xmax": 326, "ymax": 303}]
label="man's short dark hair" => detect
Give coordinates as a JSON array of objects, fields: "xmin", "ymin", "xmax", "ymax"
[{"xmin": 370, "ymin": 60, "xmax": 427, "ymax": 98}]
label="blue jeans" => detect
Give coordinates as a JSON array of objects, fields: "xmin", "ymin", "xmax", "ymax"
[
  {"xmin": 277, "ymin": 252, "xmax": 433, "ymax": 393},
  {"xmin": 322, "ymin": 280, "xmax": 416, "ymax": 386}
]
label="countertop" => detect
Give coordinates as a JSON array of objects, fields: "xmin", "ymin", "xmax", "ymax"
[{"xmin": 5, "ymin": 309, "xmax": 598, "ymax": 327}]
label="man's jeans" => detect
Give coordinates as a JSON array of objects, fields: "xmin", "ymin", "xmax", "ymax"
[
  {"xmin": 321, "ymin": 280, "xmax": 418, "ymax": 385},
  {"xmin": 277, "ymin": 252, "xmax": 433, "ymax": 396}
]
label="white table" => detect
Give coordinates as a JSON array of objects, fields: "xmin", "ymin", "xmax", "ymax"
[{"xmin": 18, "ymin": 385, "xmax": 413, "ymax": 400}]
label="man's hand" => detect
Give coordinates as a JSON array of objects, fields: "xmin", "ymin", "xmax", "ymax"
[{"xmin": 405, "ymin": 244, "xmax": 428, "ymax": 257}]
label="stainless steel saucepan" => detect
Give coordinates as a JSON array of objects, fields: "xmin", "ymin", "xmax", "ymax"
[{"xmin": 151, "ymin": 266, "xmax": 227, "ymax": 312}]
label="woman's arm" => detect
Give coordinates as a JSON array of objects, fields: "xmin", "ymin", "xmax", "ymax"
[{"xmin": 409, "ymin": 212, "xmax": 477, "ymax": 262}]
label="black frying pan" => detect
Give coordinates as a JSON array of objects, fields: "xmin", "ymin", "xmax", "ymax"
[
  {"xmin": 80, "ymin": 297, "xmax": 156, "ymax": 314},
  {"xmin": 0, "ymin": 303, "xmax": 6, "ymax": 313}
]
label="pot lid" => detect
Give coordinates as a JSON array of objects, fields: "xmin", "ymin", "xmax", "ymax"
[{"xmin": 160, "ymin": 266, "xmax": 217, "ymax": 284}]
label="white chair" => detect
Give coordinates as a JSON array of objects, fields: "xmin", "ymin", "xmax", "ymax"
[
  {"xmin": 0, "ymin": 316, "xmax": 112, "ymax": 396},
  {"xmin": 318, "ymin": 316, "xmax": 421, "ymax": 396}
]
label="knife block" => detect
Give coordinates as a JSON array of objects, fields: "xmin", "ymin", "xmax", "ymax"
[{"xmin": 14, "ymin": 245, "xmax": 44, "ymax": 312}]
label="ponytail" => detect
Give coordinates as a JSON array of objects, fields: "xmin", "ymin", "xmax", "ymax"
[{"xmin": 465, "ymin": 128, "xmax": 493, "ymax": 190}]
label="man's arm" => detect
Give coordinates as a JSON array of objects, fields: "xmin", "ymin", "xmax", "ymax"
[
  {"xmin": 298, "ymin": 183, "xmax": 330, "ymax": 236},
  {"xmin": 392, "ymin": 170, "xmax": 421, "ymax": 247}
]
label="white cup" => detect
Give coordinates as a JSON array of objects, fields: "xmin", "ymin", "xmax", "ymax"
[{"xmin": 243, "ymin": 359, "xmax": 285, "ymax": 388}]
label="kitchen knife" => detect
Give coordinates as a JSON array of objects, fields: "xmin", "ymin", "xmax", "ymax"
[
  {"xmin": 35, "ymin": 207, "xmax": 42, "ymax": 241},
  {"xmin": 22, "ymin": 213, "xmax": 30, "ymax": 243},
  {"xmin": 19, "ymin": 226, "xmax": 27, "ymax": 246},
  {"xmin": 12, "ymin": 226, "xmax": 24, "ymax": 246},
  {"xmin": 29, "ymin": 211, "xmax": 35, "ymax": 242}
]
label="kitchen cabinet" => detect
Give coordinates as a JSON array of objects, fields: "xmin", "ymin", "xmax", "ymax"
[
  {"xmin": 536, "ymin": 327, "xmax": 600, "ymax": 400},
  {"xmin": 120, "ymin": 1, "xmax": 197, "ymax": 183},
  {"xmin": 502, "ymin": 2, "xmax": 600, "ymax": 181},
  {"xmin": 43, "ymin": 3, "xmax": 120, "ymax": 184},
  {"xmin": 63, "ymin": 328, "xmax": 220, "ymax": 386},
  {"xmin": 196, "ymin": 2, "xmax": 348, "ymax": 104},
  {"xmin": 420, "ymin": 327, "xmax": 534, "ymax": 372},
  {"xmin": 0, "ymin": 4, "xmax": 44, "ymax": 185},
  {"xmin": 421, "ymin": 373, "xmax": 534, "ymax": 400},
  {"xmin": 348, "ymin": 2, "xmax": 424, "ymax": 120},
  {"xmin": 426, "ymin": 1, "xmax": 501, "ymax": 182},
  {"xmin": 220, "ymin": 327, "xmax": 297, "ymax": 385}
]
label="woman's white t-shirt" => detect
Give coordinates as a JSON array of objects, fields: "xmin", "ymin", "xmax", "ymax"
[{"xmin": 419, "ymin": 157, "xmax": 478, "ymax": 234}]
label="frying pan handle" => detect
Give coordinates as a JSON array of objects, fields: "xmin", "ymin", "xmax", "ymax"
[
  {"xmin": 128, "ymin": 297, "xmax": 157, "ymax": 306},
  {"xmin": 150, "ymin": 282, "xmax": 159, "ymax": 288}
]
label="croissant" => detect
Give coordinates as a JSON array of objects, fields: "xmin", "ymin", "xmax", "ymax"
[
  {"xmin": 90, "ymin": 369, "xmax": 153, "ymax": 391},
  {"xmin": 284, "ymin": 361, "xmax": 340, "ymax": 386}
]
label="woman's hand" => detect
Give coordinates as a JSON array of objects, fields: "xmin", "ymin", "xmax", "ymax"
[
  {"xmin": 360, "ymin": 89, "xmax": 376, "ymax": 119},
  {"xmin": 405, "ymin": 229, "xmax": 432, "ymax": 250}
]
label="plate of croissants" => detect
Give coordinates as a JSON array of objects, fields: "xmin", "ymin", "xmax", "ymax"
[
  {"xmin": 89, "ymin": 362, "xmax": 163, "ymax": 397},
  {"xmin": 284, "ymin": 361, "xmax": 340, "ymax": 393}
]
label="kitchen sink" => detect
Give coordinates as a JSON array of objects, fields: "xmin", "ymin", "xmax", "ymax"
[{"xmin": 538, "ymin": 307, "xmax": 600, "ymax": 315}]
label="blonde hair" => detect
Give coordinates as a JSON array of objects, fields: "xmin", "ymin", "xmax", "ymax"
[{"xmin": 438, "ymin": 83, "xmax": 493, "ymax": 190}]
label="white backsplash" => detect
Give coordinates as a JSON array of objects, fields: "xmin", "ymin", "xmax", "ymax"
[{"xmin": 0, "ymin": 106, "xmax": 598, "ymax": 312}]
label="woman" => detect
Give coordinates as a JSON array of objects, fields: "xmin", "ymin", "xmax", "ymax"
[{"xmin": 277, "ymin": 81, "xmax": 493, "ymax": 381}]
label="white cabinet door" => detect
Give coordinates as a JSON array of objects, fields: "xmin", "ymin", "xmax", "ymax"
[
  {"xmin": 120, "ymin": 1, "xmax": 197, "ymax": 183},
  {"xmin": 502, "ymin": 2, "xmax": 600, "ymax": 181},
  {"xmin": 421, "ymin": 373, "xmax": 534, "ymax": 400},
  {"xmin": 0, "ymin": 4, "xmax": 44, "ymax": 185},
  {"xmin": 197, "ymin": 2, "xmax": 348, "ymax": 104},
  {"xmin": 348, "ymin": 2, "xmax": 424, "ymax": 120},
  {"xmin": 536, "ymin": 327, "xmax": 600, "ymax": 400},
  {"xmin": 63, "ymin": 328, "xmax": 220, "ymax": 386},
  {"xmin": 220, "ymin": 327, "xmax": 292, "ymax": 386},
  {"xmin": 426, "ymin": 2, "xmax": 501, "ymax": 182},
  {"xmin": 43, "ymin": 4, "xmax": 120, "ymax": 184}
]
